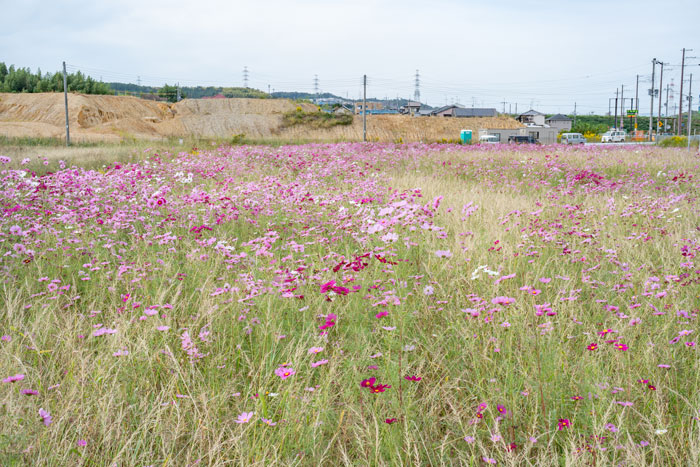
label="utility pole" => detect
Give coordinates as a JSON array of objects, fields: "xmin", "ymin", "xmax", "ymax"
[
  {"xmin": 268, "ymin": 84, "xmax": 271, "ymax": 95},
  {"xmin": 649, "ymin": 59, "xmax": 656, "ymax": 141},
  {"xmin": 688, "ymin": 73, "xmax": 693, "ymax": 149},
  {"xmin": 62, "ymin": 61, "xmax": 70, "ymax": 147},
  {"xmin": 620, "ymin": 85, "xmax": 625, "ymax": 131},
  {"xmin": 176, "ymin": 82, "xmax": 181, "ymax": 102},
  {"xmin": 657, "ymin": 61, "xmax": 664, "ymax": 135},
  {"xmin": 363, "ymin": 74, "xmax": 367, "ymax": 142},
  {"xmin": 635, "ymin": 74, "xmax": 639, "ymax": 133},
  {"xmin": 678, "ymin": 48, "xmax": 688, "ymax": 135},
  {"xmin": 501, "ymin": 99, "xmax": 507, "ymax": 114},
  {"xmin": 573, "ymin": 102, "xmax": 577, "ymax": 127},
  {"xmin": 614, "ymin": 88, "xmax": 619, "ymax": 129}
]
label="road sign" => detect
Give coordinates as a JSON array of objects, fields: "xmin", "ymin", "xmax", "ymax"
[{"xmin": 627, "ymin": 110, "xmax": 637, "ymax": 116}]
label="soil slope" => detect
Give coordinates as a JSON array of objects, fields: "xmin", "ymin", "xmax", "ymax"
[{"xmin": 0, "ymin": 93, "xmax": 522, "ymax": 142}]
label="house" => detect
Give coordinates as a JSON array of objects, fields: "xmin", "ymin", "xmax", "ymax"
[
  {"xmin": 333, "ymin": 105, "xmax": 353, "ymax": 116},
  {"xmin": 546, "ymin": 114, "xmax": 573, "ymax": 131},
  {"xmin": 399, "ymin": 101, "xmax": 422, "ymax": 115},
  {"xmin": 355, "ymin": 101, "xmax": 384, "ymax": 115},
  {"xmin": 431, "ymin": 105, "xmax": 499, "ymax": 118},
  {"xmin": 517, "ymin": 110, "xmax": 546, "ymax": 126}
]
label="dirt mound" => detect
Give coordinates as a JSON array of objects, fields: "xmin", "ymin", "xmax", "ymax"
[
  {"xmin": 0, "ymin": 93, "xmax": 523, "ymax": 142},
  {"xmin": 277, "ymin": 114, "xmax": 523, "ymax": 142}
]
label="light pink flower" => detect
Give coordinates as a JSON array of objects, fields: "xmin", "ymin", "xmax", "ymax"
[{"xmin": 235, "ymin": 411, "xmax": 254, "ymax": 424}]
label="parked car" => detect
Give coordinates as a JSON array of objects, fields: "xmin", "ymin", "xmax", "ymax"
[
  {"xmin": 601, "ymin": 130, "xmax": 626, "ymax": 143},
  {"xmin": 508, "ymin": 135, "xmax": 539, "ymax": 144},
  {"xmin": 479, "ymin": 134, "xmax": 500, "ymax": 143},
  {"xmin": 561, "ymin": 133, "xmax": 586, "ymax": 145}
]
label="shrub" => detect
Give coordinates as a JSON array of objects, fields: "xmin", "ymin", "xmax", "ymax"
[
  {"xmin": 658, "ymin": 136, "xmax": 698, "ymax": 148},
  {"xmin": 281, "ymin": 109, "xmax": 353, "ymax": 129}
]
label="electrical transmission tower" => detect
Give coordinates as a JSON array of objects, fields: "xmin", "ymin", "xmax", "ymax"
[
  {"xmin": 243, "ymin": 66, "xmax": 249, "ymax": 88},
  {"xmin": 314, "ymin": 75, "xmax": 319, "ymax": 97},
  {"xmin": 414, "ymin": 70, "xmax": 420, "ymax": 103}
]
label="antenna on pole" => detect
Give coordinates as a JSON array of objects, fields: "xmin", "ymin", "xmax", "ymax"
[
  {"xmin": 413, "ymin": 70, "xmax": 420, "ymax": 103},
  {"xmin": 243, "ymin": 66, "xmax": 249, "ymax": 88}
]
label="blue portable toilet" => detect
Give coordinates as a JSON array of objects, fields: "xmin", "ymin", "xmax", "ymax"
[{"xmin": 460, "ymin": 129, "xmax": 472, "ymax": 144}]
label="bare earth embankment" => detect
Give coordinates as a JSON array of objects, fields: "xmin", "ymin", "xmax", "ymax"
[{"xmin": 0, "ymin": 93, "xmax": 521, "ymax": 142}]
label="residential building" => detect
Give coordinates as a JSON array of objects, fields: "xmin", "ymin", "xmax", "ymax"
[
  {"xmin": 355, "ymin": 101, "xmax": 384, "ymax": 115},
  {"xmin": 432, "ymin": 105, "xmax": 498, "ymax": 117},
  {"xmin": 517, "ymin": 110, "xmax": 546, "ymax": 126},
  {"xmin": 545, "ymin": 114, "xmax": 573, "ymax": 131},
  {"xmin": 399, "ymin": 101, "xmax": 422, "ymax": 115}
]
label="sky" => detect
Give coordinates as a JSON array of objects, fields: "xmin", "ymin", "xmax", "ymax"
[{"xmin": 2, "ymin": 0, "xmax": 699, "ymax": 115}]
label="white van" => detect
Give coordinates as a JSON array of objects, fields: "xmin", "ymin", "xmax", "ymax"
[
  {"xmin": 601, "ymin": 130, "xmax": 626, "ymax": 143},
  {"xmin": 561, "ymin": 133, "xmax": 586, "ymax": 145},
  {"xmin": 479, "ymin": 134, "xmax": 500, "ymax": 143}
]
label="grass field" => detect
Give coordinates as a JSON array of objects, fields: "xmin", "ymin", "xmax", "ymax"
[{"xmin": 1, "ymin": 142, "xmax": 699, "ymax": 465}]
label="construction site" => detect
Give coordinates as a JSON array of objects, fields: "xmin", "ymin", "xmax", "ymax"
[{"xmin": 0, "ymin": 92, "xmax": 524, "ymax": 144}]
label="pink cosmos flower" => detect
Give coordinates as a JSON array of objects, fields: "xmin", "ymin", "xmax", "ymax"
[
  {"xmin": 404, "ymin": 375, "xmax": 422, "ymax": 381},
  {"xmin": 308, "ymin": 346, "xmax": 324, "ymax": 354},
  {"xmin": 311, "ymin": 359, "xmax": 328, "ymax": 367},
  {"xmin": 235, "ymin": 411, "xmax": 254, "ymax": 424},
  {"xmin": 39, "ymin": 408, "xmax": 52, "ymax": 426},
  {"xmin": 21, "ymin": 389, "xmax": 39, "ymax": 396},
  {"xmin": 491, "ymin": 296, "xmax": 515, "ymax": 305},
  {"xmin": 375, "ymin": 311, "xmax": 389, "ymax": 319},
  {"xmin": 605, "ymin": 423, "xmax": 618, "ymax": 432},
  {"xmin": 557, "ymin": 418, "xmax": 571, "ymax": 430},
  {"xmin": 275, "ymin": 367, "xmax": 296, "ymax": 379},
  {"xmin": 77, "ymin": 439, "xmax": 87, "ymax": 447},
  {"xmin": 2, "ymin": 373, "xmax": 25, "ymax": 383},
  {"xmin": 435, "ymin": 250, "xmax": 452, "ymax": 258}
]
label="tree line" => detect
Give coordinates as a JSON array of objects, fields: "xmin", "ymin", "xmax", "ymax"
[{"xmin": 0, "ymin": 63, "xmax": 113, "ymax": 94}]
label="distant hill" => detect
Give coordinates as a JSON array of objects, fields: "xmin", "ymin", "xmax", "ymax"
[{"xmin": 108, "ymin": 83, "xmax": 269, "ymax": 100}]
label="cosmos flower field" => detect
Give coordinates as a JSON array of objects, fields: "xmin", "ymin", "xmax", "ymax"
[{"xmin": 1, "ymin": 143, "xmax": 699, "ymax": 465}]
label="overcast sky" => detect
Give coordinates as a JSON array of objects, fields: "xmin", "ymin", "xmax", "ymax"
[{"xmin": 2, "ymin": 0, "xmax": 699, "ymax": 114}]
